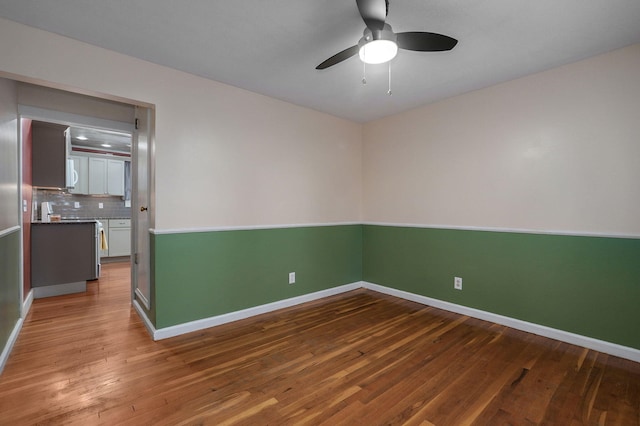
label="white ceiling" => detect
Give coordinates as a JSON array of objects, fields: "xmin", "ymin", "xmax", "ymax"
[{"xmin": 1, "ymin": 1, "xmax": 639, "ymax": 122}]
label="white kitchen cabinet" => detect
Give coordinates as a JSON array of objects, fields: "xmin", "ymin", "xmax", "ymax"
[
  {"xmin": 89, "ymin": 157, "xmax": 107, "ymax": 194},
  {"xmin": 107, "ymin": 159, "xmax": 125, "ymax": 196},
  {"xmin": 69, "ymin": 155, "xmax": 89, "ymax": 194},
  {"xmin": 108, "ymin": 219, "xmax": 130, "ymax": 257},
  {"xmin": 89, "ymin": 157, "xmax": 125, "ymax": 195}
]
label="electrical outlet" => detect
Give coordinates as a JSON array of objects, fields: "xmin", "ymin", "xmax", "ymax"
[
  {"xmin": 74, "ymin": 202, "xmax": 80, "ymax": 208},
  {"xmin": 98, "ymin": 202, "xmax": 104, "ymax": 209},
  {"xmin": 289, "ymin": 272, "xmax": 296, "ymax": 284},
  {"xmin": 454, "ymin": 277, "xmax": 462, "ymax": 290}
]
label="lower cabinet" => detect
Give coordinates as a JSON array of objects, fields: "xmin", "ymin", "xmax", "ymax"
[
  {"xmin": 100, "ymin": 219, "xmax": 131, "ymax": 258},
  {"xmin": 31, "ymin": 222, "xmax": 98, "ymax": 297}
]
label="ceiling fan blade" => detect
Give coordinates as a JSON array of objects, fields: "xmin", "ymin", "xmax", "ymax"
[
  {"xmin": 316, "ymin": 45, "xmax": 359, "ymax": 70},
  {"xmin": 396, "ymin": 32, "xmax": 458, "ymax": 52},
  {"xmin": 356, "ymin": 0, "xmax": 387, "ymax": 31}
]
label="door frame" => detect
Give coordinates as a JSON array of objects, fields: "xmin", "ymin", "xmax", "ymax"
[
  {"xmin": 5, "ymin": 73, "xmax": 155, "ymax": 319},
  {"xmin": 131, "ymin": 106, "xmax": 156, "ymax": 310}
]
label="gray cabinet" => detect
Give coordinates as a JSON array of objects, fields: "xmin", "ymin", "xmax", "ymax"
[
  {"xmin": 32, "ymin": 121, "xmax": 71, "ymax": 188},
  {"xmin": 31, "ymin": 222, "xmax": 98, "ymax": 296}
]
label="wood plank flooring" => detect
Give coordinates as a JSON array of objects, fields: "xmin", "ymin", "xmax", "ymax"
[{"xmin": 1, "ymin": 262, "xmax": 639, "ymax": 425}]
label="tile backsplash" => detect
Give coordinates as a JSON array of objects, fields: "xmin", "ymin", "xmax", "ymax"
[{"xmin": 34, "ymin": 189, "xmax": 131, "ymax": 220}]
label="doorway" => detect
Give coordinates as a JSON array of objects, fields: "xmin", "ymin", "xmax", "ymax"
[{"xmin": 16, "ymin": 82, "xmax": 154, "ymax": 320}]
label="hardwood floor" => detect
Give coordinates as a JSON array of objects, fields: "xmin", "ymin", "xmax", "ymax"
[{"xmin": 1, "ymin": 262, "xmax": 639, "ymax": 425}]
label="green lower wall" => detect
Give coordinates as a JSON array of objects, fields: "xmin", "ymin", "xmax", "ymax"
[
  {"xmin": 153, "ymin": 225, "xmax": 363, "ymax": 328},
  {"xmin": 0, "ymin": 230, "xmax": 21, "ymax": 352},
  {"xmin": 363, "ymin": 225, "xmax": 640, "ymax": 350},
  {"xmin": 150, "ymin": 223, "xmax": 639, "ymax": 350}
]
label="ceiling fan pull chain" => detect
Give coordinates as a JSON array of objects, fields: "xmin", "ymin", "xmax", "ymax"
[
  {"xmin": 362, "ymin": 58, "xmax": 367, "ymax": 84},
  {"xmin": 387, "ymin": 62, "xmax": 392, "ymax": 96}
]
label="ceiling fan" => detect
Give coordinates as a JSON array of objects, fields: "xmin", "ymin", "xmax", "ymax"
[{"xmin": 316, "ymin": 0, "xmax": 458, "ymax": 70}]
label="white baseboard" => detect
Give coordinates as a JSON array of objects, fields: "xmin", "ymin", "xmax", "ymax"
[
  {"xmin": 133, "ymin": 299, "xmax": 157, "ymax": 339},
  {"xmin": 362, "ymin": 282, "xmax": 640, "ymax": 363},
  {"xmin": 0, "ymin": 318, "xmax": 24, "ymax": 375},
  {"xmin": 22, "ymin": 289, "xmax": 34, "ymax": 318},
  {"xmin": 133, "ymin": 279, "xmax": 640, "ymax": 363},
  {"xmin": 152, "ymin": 282, "xmax": 363, "ymax": 341}
]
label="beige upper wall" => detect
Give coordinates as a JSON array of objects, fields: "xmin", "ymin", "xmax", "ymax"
[
  {"xmin": 0, "ymin": 18, "xmax": 362, "ymax": 230},
  {"xmin": 363, "ymin": 43, "xmax": 640, "ymax": 236},
  {"xmin": 3, "ymin": 17, "xmax": 637, "ymax": 235}
]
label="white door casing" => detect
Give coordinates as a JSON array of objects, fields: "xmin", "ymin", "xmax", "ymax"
[{"xmin": 132, "ymin": 106, "xmax": 153, "ymax": 309}]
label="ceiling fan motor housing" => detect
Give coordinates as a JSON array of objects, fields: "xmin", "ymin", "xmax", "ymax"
[{"xmin": 359, "ymin": 23, "xmax": 396, "ymax": 47}]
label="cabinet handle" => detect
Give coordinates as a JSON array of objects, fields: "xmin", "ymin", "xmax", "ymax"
[{"xmin": 140, "ymin": 206, "xmax": 148, "ymax": 212}]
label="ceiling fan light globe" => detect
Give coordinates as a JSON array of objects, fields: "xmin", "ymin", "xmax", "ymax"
[{"xmin": 359, "ymin": 39, "xmax": 398, "ymax": 64}]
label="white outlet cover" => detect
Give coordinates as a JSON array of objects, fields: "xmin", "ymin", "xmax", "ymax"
[
  {"xmin": 74, "ymin": 202, "xmax": 80, "ymax": 208},
  {"xmin": 454, "ymin": 277, "xmax": 463, "ymax": 290},
  {"xmin": 289, "ymin": 272, "xmax": 296, "ymax": 284},
  {"xmin": 98, "ymin": 203, "xmax": 104, "ymax": 209}
]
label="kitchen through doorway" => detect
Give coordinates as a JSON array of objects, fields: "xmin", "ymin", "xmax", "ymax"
[{"xmin": 17, "ymin": 81, "xmax": 153, "ymax": 320}]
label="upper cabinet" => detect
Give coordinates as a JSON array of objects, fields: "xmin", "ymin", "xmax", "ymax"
[
  {"xmin": 31, "ymin": 121, "xmax": 72, "ymax": 188},
  {"xmin": 32, "ymin": 120, "xmax": 129, "ymax": 195},
  {"xmin": 88, "ymin": 157, "xmax": 125, "ymax": 196},
  {"xmin": 88, "ymin": 157, "xmax": 106, "ymax": 194},
  {"xmin": 107, "ymin": 159, "xmax": 125, "ymax": 196}
]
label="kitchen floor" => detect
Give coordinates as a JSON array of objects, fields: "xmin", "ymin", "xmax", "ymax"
[{"xmin": 0, "ymin": 261, "xmax": 141, "ymax": 423}]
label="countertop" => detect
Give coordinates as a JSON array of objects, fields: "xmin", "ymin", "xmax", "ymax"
[
  {"xmin": 32, "ymin": 217, "xmax": 130, "ymax": 224},
  {"xmin": 32, "ymin": 220, "xmax": 99, "ymax": 224}
]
